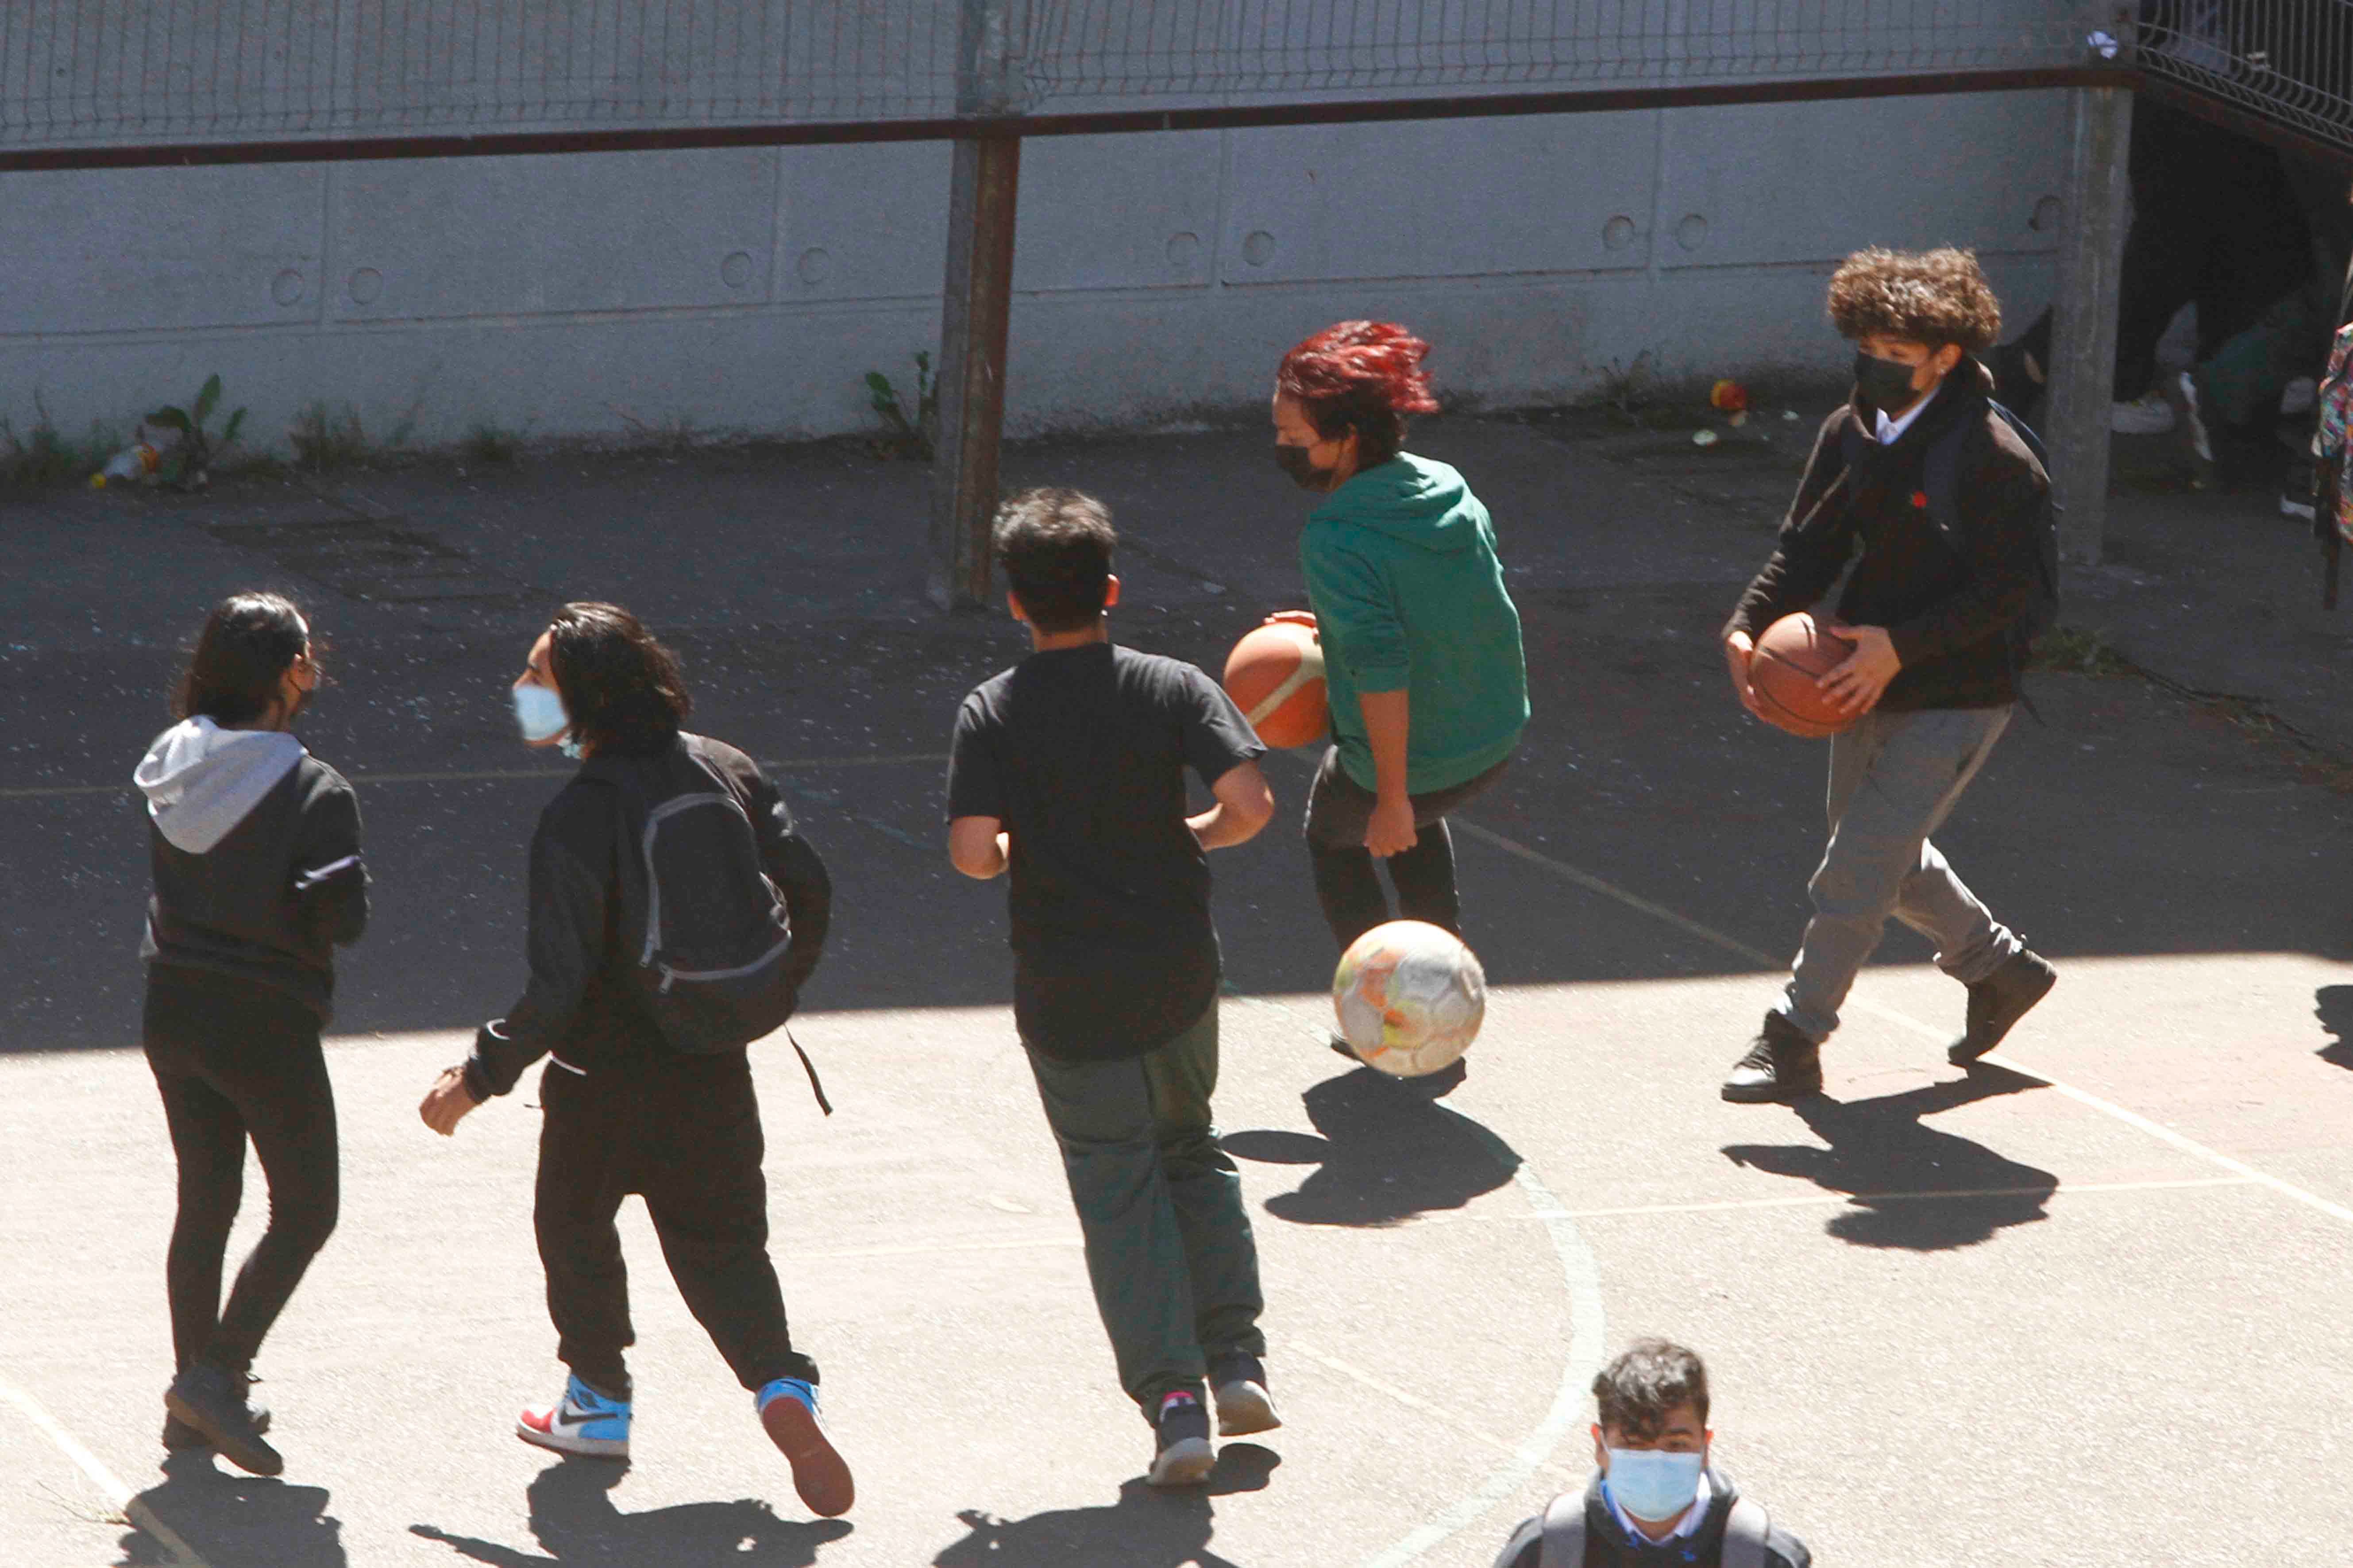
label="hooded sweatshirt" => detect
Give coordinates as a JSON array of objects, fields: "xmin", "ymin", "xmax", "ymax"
[
  {"xmin": 135, "ymin": 717, "xmax": 368, "ymax": 1023},
  {"xmin": 1299, "ymin": 453, "xmax": 1529, "ymax": 795}
]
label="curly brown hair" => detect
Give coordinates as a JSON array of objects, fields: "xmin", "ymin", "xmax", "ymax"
[{"xmin": 1826, "ymin": 247, "xmax": 2003, "ymax": 352}]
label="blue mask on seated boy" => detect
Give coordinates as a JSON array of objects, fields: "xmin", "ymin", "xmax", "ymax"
[{"xmin": 1604, "ymin": 1446, "xmax": 1706, "ymax": 1523}]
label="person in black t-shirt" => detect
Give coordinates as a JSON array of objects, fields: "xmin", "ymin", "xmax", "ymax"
[{"xmin": 946, "ymin": 488, "xmax": 1280, "ymax": 1489}]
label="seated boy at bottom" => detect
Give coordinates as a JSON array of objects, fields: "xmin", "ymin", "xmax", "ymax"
[{"xmin": 1492, "ymin": 1340, "xmax": 1810, "ymax": 1568}]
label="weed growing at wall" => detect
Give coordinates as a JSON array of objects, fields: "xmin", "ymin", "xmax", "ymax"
[
  {"xmin": 148, "ymin": 374, "xmax": 249, "ymax": 487},
  {"xmin": 290, "ymin": 401, "xmax": 369, "ymax": 473},
  {"xmin": 865, "ymin": 351, "xmax": 937, "ymax": 460},
  {"xmin": 0, "ymin": 395, "xmax": 117, "ymax": 493}
]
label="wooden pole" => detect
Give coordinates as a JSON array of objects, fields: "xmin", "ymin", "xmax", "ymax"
[
  {"xmin": 929, "ymin": 0, "xmax": 1022, "ymax": 610},
  {"xmin": 929, "ymin": 134, "xmax": 1022, "ymax": 609},
  {"xmin": 2046, "ymin": 79, "xmax": 2135, "ymax": 566}
]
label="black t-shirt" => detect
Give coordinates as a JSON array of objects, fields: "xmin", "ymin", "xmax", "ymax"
[{"xmin": 946, "ymin": 642, "xmax": 1265, "ymax": 1061}]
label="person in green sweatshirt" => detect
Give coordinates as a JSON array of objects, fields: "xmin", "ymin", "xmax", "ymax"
[{"xmin": 1267, "ymin": 320, "xmax": 1530, "ymax": 987}]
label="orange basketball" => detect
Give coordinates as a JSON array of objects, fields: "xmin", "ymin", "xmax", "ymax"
[
  {"xmin": 1223, "ymin": 620, "xmax": 1329, "ymax": 748},
  {"xmin": 1748, "ymin": 612, "xmax": 1858, "ymax": 739}
]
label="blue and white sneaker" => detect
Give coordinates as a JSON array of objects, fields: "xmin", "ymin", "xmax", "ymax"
[
  {"xmin": 517, "ymin": 1373, "xmax": 631, "ymax": 1459},
  {"xmin": 756, "ymin": 1378, "xmax": 854, "ymax": 1518}
]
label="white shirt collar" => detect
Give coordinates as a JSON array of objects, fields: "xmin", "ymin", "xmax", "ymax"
[
  {"xmin": 1872, "ymin": 380, "xmax": 1943, "ymax": 445},
  {"xmin": 1604, "ymin": 1470, "xmax": 1714, "ymax": 1545}
]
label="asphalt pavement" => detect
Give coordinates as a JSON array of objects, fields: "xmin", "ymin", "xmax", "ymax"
[{"xmin": 2, "ymin": 408, "xmax": 2348, "ymax": 1568}]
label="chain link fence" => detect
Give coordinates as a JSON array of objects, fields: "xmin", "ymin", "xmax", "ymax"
[
  {"xmin": 2, "ymin": 2, "xmax": 2103, "ymax": 166},
  {"xmin": 2135, "ymin": 0, "xmax": 2353, "ymax": 159}
]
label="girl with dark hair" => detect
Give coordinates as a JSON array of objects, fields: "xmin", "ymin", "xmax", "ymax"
[
  {"xmin": 418, "ymin": 603, "xmax": 852, "ymax": 1519},
  {"xmin": 1268, "ymin": 322, "xmax": 1529, "ymax": 1051},
  {"xmin": 132, "ymin": 592, "xmax": 367, "ymax": 1476}
]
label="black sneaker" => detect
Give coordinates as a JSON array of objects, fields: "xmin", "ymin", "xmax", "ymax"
[
  {"xmin": 1950, "ymin": 950, "xmax": 2057, "ymax": 1066},
  {"xmin": 165, "ymin": 1364, "xmax": 282, "ymax": 1476},
  {"xmin": 163, "ymin": 1387, "xmax": 269, "ymax": 1452},
  {"xmin": 1208, "ymin": 1353, "xmax": 1280, "ymax": 1437},
  {"xmin": 1146, "ymin": 1389, "xmax": 1215, "ymax": 1487},
  {"xmin": 1720, "ymin": 1014, "xmax": 1822, "ymax": 1103}
]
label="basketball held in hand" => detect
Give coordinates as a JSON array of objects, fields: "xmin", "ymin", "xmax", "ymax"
[
  {"xmin": 1223, "ymin": 618, "xmax": 1329, "ymax": 749},
  {"xmin": 1747, "ymin": 612, "xmax": 1859, "ymax": 739}
]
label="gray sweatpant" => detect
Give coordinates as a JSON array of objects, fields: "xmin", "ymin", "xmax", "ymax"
[{"xmin": 1778, "ymin": 705, "xmax": 2022, "ymax": 1043}]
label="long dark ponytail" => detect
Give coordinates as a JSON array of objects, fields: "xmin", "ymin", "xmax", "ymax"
[{"xmin": 173, "ymin": 593, "xmax": 312, "ymax": 725}]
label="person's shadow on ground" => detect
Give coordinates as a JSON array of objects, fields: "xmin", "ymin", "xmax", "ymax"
[
  {"xmin": 1222, "ymin": 1067, "xmax": 1516, "ymax": 1226},
  {"xmin": 410, "ymin": 1457, "xmax": 852, "ymax": 1566},
  {"xmin": 2317, "ymin": 986, "xmax": 2353, "ymax": 1072},
  {"xmin": 1721, "ymin": 1067, "xmax": 2057, "ymax": 1250},
  {"xmin": 117, "ymin": 1451, "xmax": 344, "ymax": 1567},
  {"xmin": 932, "ymin": 1446, "xmax": 1277, "ymax": 1568}
]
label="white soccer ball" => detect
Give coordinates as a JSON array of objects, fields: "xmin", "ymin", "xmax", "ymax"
[{"xmin": 1332, "ymin": 920, "xmax": 1487, "ymax": 1077}]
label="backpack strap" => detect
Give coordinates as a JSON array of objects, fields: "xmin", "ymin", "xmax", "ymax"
[
  {"xmin": 1720, "ymin": 1497, "xmax": 1772, "ymax": 1568},
  {"xmin": 1536, "ymin": 1489, "xmax": 1586, "ymax": 1568}
]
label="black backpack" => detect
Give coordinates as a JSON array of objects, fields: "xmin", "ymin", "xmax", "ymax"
[
  {"xmin": 607, "ymin": 748, "xmax": 800, "ymax": 1056},
  {"xmin": 1921, "ymin": 399, "xmax": 2061, "ymax": 670}
]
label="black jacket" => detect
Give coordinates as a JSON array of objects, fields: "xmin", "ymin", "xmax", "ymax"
[
  {"xmin": 463, "ymin": 734, "xmax": 830, "ymax": 1099},
  {"xmin": 1492, "ymin": 1471, "xmax": 1810, "ymax": 1568},
  {"xmin": 139, "ymin": 743, "xmax": 367, "ymax": 1024},
  {"xmin": 1725, "ymin": 358, "xmax": 2048, "ymax": 712}
]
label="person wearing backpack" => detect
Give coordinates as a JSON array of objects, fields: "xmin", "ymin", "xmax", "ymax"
[
  {"xmin": 136, "ymin": 592, "xmax": 365, "ymax": 1477},
  {"xmin": 416, "ymin": 601, "xmax": 850, "ymax": 1518},
  {"xmin": 1718, "ymin": 247, "xmax": 2059, "ymax": 1104},
  {"xmin": 1490, "ymin": 1340, "xmax": 1810, "ymax": 1568},
  {"xmin": 946, "ymin": 489, "xmax": 1280, "ymax": 1488}
]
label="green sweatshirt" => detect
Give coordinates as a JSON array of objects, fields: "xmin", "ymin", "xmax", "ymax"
[{"xmin": 1300, "ymin": 453, "xmax": 1529, "ymax": 795}]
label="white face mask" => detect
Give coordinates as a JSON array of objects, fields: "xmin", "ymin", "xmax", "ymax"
[
  {"xmin": 511, "ymin": 681, "xmax": 569, "ymax": 744},
  {"xmin": 1604, "ymin": 1447, "xmax": 1705, "ymax": 1522}
]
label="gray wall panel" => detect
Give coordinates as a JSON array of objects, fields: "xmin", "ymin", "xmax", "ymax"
[
  {"xmin": 1219, "ymin": 117, "xmax": 1660, "ymax": 284},
  {"xmin": 329, "ymin": 149, "xmax": 778, "ymax": 320},
  {"xmin": 0, "ymin": 165, "xmax": 324, "ymax": 335},
  {"xmin": 776, "ymin": 142, "xmax": 951, "ymax": 302},
  {"xmin": 0, "ymin": 94, "xmax": 2070, "ymax": 452}
]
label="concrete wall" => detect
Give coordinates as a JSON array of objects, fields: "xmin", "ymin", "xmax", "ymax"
[{"xmin": 0, "ymin": 92, "xmax": 2072, "ymax": 454}]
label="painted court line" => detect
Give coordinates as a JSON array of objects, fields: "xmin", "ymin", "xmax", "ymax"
[
  {"xmin": 0, "ymin": 1373, "xmax": 205, "ymax": 1568},
  {"xmin": 1294, "ymin": 1342, "xmax": 1582, "ymax": 1488},
  {"xmin": 1452, "ymin": 818, "xmax": 2353, "ymax": 1233},
  {"xmin": 0, "ymin": 752, "xmax": 948, "ymax": 802},
  {"xmin": 1233, "ymin": 989, "xmax": 1606, "ymax": 1568}
]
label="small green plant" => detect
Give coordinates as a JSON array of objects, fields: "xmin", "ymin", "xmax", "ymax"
[
  {"xmin": 289, "ymin": 400, "xmax": 368, "ymax": 474},
  {"xmin": 864, "ymin": 351, "xmax": 938, "ymax": 460},
  {"xmin": 1592, "ymin": 351, "xmax": 1656, "ymax": 419},
  {"xmin": 461, "ymin": 421, "xmax": 525, "ymax": 466},
  {"xmin": 1, "ymin": 394, "xmax": 118, "ymax": 491},
  {"xmin": 2028, "ymin": 625, "xmax": 2131, "ymax": 675},
  {"xmin": 147, "ymin": 373, "xmax": 248, "ymax": 487}
]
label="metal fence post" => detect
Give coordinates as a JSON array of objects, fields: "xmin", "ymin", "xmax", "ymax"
[
  {"xmin": 929, "ymin": 0, "xmax": 1023, "ymax": 610},
  {"xmin": 2046, "ymin": 59, "xmax": 2135, "ymax": 566}
]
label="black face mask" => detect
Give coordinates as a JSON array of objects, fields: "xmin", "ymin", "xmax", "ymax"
[
  {"xmin": 1852, "ymin": 350, "xmax": 1926, "ymax": 414},
  {"xmin": 1274, "ymin": 443, "xmax": 1336, "ymax": 493}
]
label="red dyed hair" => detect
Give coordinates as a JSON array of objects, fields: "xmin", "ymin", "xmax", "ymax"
[{"xmin": 1276, "ymin": 320, "xmax": 1438, "ymax": 467}]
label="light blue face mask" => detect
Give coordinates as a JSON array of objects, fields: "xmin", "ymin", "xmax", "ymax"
[
  {"xmin": 1604, "ymin": 1447, "xmax": 1705, "ymax": 1523},
  {"xmin": 511, "ymin": 681, "xmax": 570, "ymax": 745}
]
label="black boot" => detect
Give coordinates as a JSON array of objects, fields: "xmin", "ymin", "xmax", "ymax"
[
  {"xmin": 165, "ymin": 1364, "xmax": 282, "ymax": 1476},
  {"xmin": 1720, "ymin": 1013, "xmax": 1823, "ymax": 1103},
  {"xmin": 163, "ymin": 1396, "xmax": 269, "ymax": 1452},
  {"xmin": 1950, "ymin": 950, "xmax": 2057, "ymax": 1066}
]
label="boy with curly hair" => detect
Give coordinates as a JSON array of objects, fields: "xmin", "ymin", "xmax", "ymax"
[{"xmin": 1717, "ymin": 247, "xmax": 2058, "ymax": 1102}]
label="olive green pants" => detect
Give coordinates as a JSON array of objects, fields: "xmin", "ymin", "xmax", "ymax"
[{"xmin": 1025, "ymin": 1006, "xmax": 1267, "ymax": 1422}]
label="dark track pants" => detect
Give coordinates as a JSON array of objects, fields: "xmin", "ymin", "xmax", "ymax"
[
  {"xmin": 1304, "ymin": 747, "xmax": 1509, "ymax": 952},
  {"xmin": 143, "ymin": 966, "xmax": 339, "ymax": 1379},
  {"xmin": 1026, "ymin": 1006, "xmax": 1266, "ymax": 1422},
  {"xmin": 534, "ymin": 1049, "xmax": 814, "ymax": 1400}
]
